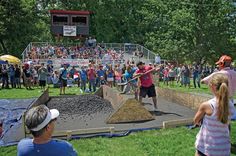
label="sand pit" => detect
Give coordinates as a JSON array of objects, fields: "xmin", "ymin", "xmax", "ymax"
[{"xmin": 47, "ymin": 95, "xmax": 114, "ymax": 131}]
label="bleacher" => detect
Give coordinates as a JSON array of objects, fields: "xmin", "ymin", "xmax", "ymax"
[{"xmin": 21, "ymin": 42, "xmax": 157, "ymax": 69}]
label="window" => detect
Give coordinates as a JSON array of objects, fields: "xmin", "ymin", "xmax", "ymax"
[
  {"xmin": 52, "ymin": 15, "xmax": 68, "ymax": 25},
  {"xmin": 72, "ymin": 16, "xmax": 87, "ymax": 25}
]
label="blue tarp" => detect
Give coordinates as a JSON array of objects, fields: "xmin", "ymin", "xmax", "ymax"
[{"xmin": 0, "ymin": 99, "xmax": 35, "ymax": 146}]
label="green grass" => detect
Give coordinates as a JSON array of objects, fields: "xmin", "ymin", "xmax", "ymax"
[
  {"xmin": 0, "ymin": 85, "xmax": 83, "ymax": 99},
  {"xmin": 158, "ymin": 81, "xmax": 236, "ymax": 99},
  {"xmin": 159, "ymin": 81, "xmax": 210, "ymax": 94},
  {"xmin": 0, "ymin": 121, "xmax": 235, "ymax": 156}
]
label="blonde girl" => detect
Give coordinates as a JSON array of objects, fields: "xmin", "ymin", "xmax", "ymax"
[{"xmin": 194, "ymin": 73, "xmax": 235, "ymax": 156}]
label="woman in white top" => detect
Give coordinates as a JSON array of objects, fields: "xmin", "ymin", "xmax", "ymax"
[{"xmin": 194, "ymin": 73, "xmax": 235, "ymax": 156}]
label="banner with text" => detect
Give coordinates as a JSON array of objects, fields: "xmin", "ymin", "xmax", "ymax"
[
  {"xmin": 63, "ymin": 26, "xmax": 76, "ymax": 36},
  {"xmin": 54, "ymin": 59, "xmax": 89, "ymax": 67}
]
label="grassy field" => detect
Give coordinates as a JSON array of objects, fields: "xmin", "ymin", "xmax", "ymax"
[
  {"xmin": 0, "ymin": 85, "xmax": 83, "ymax": 99},
  {"xmin": 0, "ymin": 122, "xmax": 235, "ymax": 156},
  {"xmin": 0, "ymin": 80, "xmax": 235, "ymax": 99},
  {"xmin": 158, "ymin": 81, "xmax": 236, "ymax": 99},
  {"xmin": 159, "ymin": 81, "xmax": 209, "ymax": 94}
]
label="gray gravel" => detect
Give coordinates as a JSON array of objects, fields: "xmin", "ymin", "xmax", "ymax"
[{"xmin": 47, "ymin": 94, "xmax": 113, "ymax": 117}]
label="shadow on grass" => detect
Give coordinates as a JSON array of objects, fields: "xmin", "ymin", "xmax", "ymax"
[
  {"xmin": 149, "ymin": 110, "xmax": 182, "ymax": 117},
  {"xmin": 232, "ymin": 143, "xmax": 236, "ymax": 155}
]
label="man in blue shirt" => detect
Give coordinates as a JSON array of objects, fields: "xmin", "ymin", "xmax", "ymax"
[
  {"xmin": 79, "ymin": 66, "xmax": 87, "ymax": 92},
  {"xmin": 17, "ymin": 105, "xmax": 78, "ymax": 156},
  {"xmin": 96, "ymin": 65, "xmax": 105, "ymax": 87}
]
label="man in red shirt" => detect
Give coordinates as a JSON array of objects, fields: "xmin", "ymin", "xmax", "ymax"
[
  {"xmin": 87, "ymin": 63, "xmax": 96, "ymax": 92},
  {"xmin": 134, "ymin": 61, "xmax": 158, "ymax": 111}
]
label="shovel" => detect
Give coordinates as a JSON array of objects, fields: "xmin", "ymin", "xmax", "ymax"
[{"xmin": 117, "ymin": 68, "xmax": 155, "ymax": 86}]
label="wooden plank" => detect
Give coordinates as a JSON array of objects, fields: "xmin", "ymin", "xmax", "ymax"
[
  {"xmin": 53, "ymin": 127, "xmax": 115, "ymax": 138},
  {"xmin": 25, "ymin": 127, "xmax": 115, "ymax": 139},
  {"xmin": 163, "ymin": 118, "xmax": 193, "ymax": 129}
]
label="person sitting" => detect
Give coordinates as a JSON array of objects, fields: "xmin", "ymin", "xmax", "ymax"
[
  {"xmin": 100, "ymin": 76, "xmax": 107, "ymax": 85},
  {"xmin": 17, "ymin": 105, "xmax": 78, "ymax": 156},
  {"xmin": 52, "ymin": 71, "xmax": 60, "ymax": 88}
]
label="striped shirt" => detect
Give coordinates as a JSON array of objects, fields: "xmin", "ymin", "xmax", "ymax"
[{"xmin": 195, "ymin": 98, "xmax": 234, "ymax": 156}]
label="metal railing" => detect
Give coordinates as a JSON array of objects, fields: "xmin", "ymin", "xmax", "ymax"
[{"xmin": 21, "ymin": 42, "xmax": 157, "ymax": 65}]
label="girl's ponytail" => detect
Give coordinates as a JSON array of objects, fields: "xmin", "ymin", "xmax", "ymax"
[{"xmin": 217, "ymin": 82, "xmax": 229, "ymax": 124}]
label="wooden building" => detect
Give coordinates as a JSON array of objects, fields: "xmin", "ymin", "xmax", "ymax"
[{"xmin": 49, "ymin": 10, "xmax": 91, "ymax": 37}]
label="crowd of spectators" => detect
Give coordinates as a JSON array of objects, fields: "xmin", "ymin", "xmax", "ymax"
[
  {"xmin": 0, "ymin": 58, "xmax": 148, "ymax": 95},
  {"xmin": 25, "ymin": 41, "xmax": 124, "ymax": 64},
  {"xmin": 158, "ymin": 63, "xmax": 228, "ymax": 88},
  {"xmin": 1, "ymin": 59, "xmax": 235, "ymax": 92}
]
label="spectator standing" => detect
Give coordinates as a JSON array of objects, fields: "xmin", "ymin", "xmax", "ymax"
[
  {"xmin": 201, "ymin": 55, "xmax": 236, "ymax": 119},
  {"xmin": 32, "ymin": 67, "xmax": 38, "ymax": 87},
  {"xmin": 194, "ymin": 73, "xmax": 235, "ymax": 156},
  {"xmin": 179, "ymin": 65, "xmax": 185, "ymax": 87},
  {"xmin": 175, "ymin": 65, "xmax": 181, "ymax": 85},
  {"xmin": 168, "ymin": 65, "xmax": 176, "ymax": 86},
  {"xmin": 87, "ymin": 64, "xmax": 96, "ymax": 92},
  {"xmin": 17, "ymin": 105, "xmax": 78, "ymax": 156},
  {"xmin": 79, "ymin": 66, "xmax": 87, "ymax": 92},
  {"xmin": 183, "ymin": 65, "xmax": 190, "ymax": 88},
  {"xmin": 163, "ymin": 67, "xmax": 169, "ymax": 86},
  {"xmin": 114, "ymin": 65, "xmax": 122, "ymax": 85},
  {"xmin": 15, "ymin": 65, "xmax": 21, "ymax": 88},
  {"xmin": 23, "ymin": 64, "xmax": 32, "ymax": 90},
  {"xmin": 38, "ymin": 63, "xmax": 48, "ymax": 91},
  {"xmin": 193, "ymin": 64, "xmax": 201, "ymax": 88},
  {"xmin": 106, "ymin": 65, "xmax": 114, "ymax": 88},
  {"xmin": 8, "ymin": 64, "xmax": 16, "ymax": 88},
  {"xmin": 1, "ymin": 65, "xmax": 9, "ymax": 89},
  {"xmin": 59, "ymin": 64, "xmax": 68, "ymax": 95},
  {"xmin": 47, "ymin": 64, "xmax": 53, "ymax": 85}
]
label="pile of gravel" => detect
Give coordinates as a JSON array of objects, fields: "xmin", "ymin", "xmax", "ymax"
[{"xmin": 47, "ymin": 95, "xmax": 114, "ymax": 116}]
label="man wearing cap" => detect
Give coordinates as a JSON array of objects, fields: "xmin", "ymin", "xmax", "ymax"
[
  {"xmin": 17, "ymin": 105, "xmax": 77, "ymax": 156},
  {"xmin": 134, "ymin": 61, "xmax": 159, "ymax": 111},
  {"xmin": 201, "ymin": 55, "xmax": 236, "ymax": 118}
]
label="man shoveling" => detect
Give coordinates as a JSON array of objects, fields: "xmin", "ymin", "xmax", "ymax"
[{"xmin": 134, "ymin": 61, "xmax": 160, "ymax": 111}]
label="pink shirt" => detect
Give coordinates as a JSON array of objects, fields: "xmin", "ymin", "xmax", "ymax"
[
  {"xmin": 163, "ymin": 69, "xmax": 169, "ymax": 77},
  {"xmin": 115, "ymin": 70, "xmax": 122, "ymax": 80},
  {"xmin": 202, "ymin": 67, "xmax": 236, "ymax": 97},
  {"xmin": 87, "ymin": 68, "xmax": 96, "ymax": 80},
  {"xmin": 136, "ymin": 66, "xmax": 153, "ymax": 87}
]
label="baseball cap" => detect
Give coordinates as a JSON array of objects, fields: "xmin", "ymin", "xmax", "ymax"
[
  {"xmin": 136, "ymin": 61, "xmax": 144, "ymax": 66},
  {"xmin": 215, "ymin": 55, "xmax": 232, "ymax": 65},
  {"xmin": 30, "ymin": 108, "xmax": 59, "ymax": 131}
]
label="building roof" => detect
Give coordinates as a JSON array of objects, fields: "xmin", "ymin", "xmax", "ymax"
[{"xmin": 49, "ymin": 10, "xmax": 91, "ymax": 15}]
